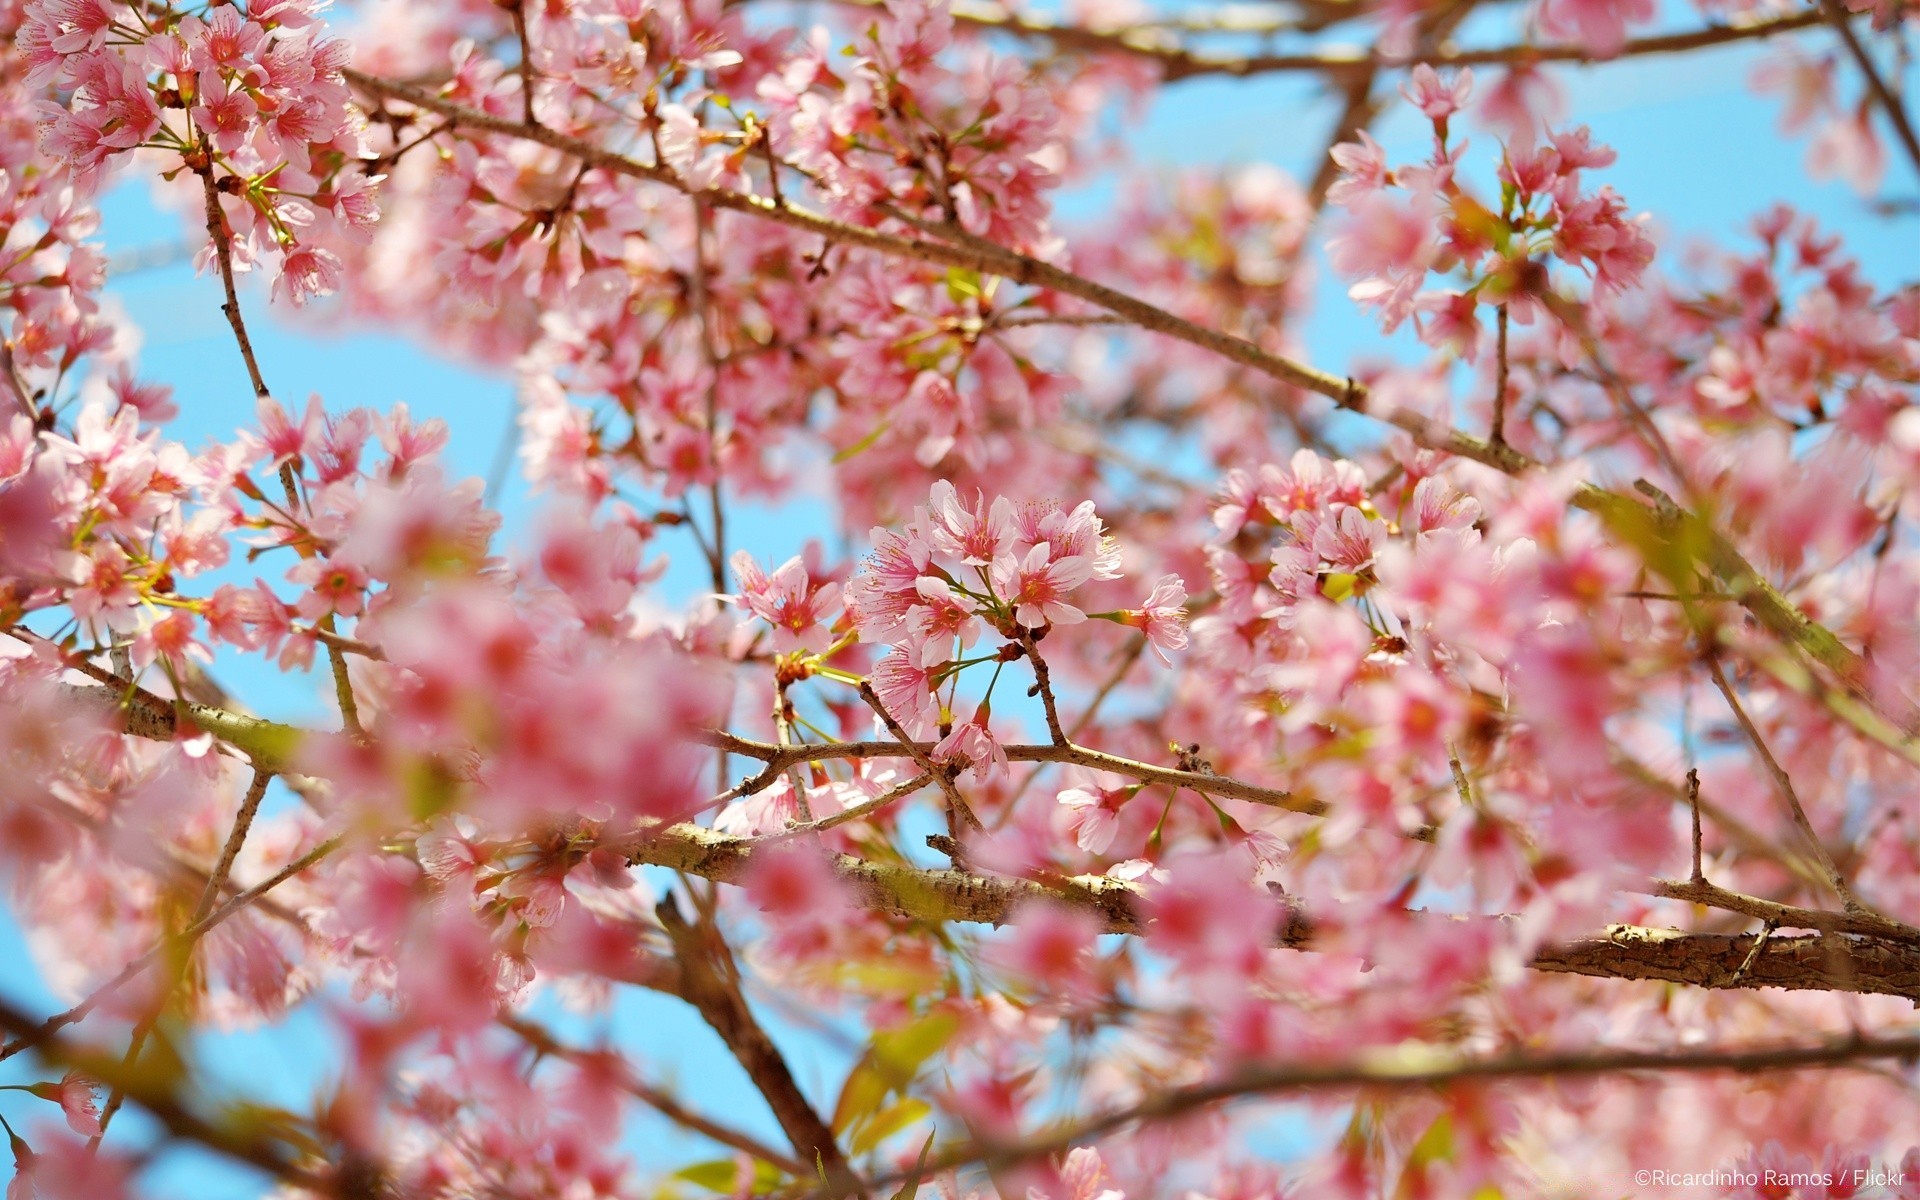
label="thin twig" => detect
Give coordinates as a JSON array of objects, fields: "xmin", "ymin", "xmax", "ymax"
[
  {"xmin": 197, "ymin": 166, "xmax": 270, "ymax": 400},
  {"xmin": 840, "ymin": 1030, "xmax": 1920, "ymax": 1198},
  {"xmin": 857, "ymin": 682, "xmax": 981, "ymax": 835},
  {"xmin": 1725, "ymin": 919, "xmax": 1778, "ymax": 986},
  {"xmin": 512, "ymin": 0, "xmax": 539, "ymax": 126},
  {"xmin": 93, "ymin": 767, "xmax": 272, "ymax": 1144},
  {"xmin": 503, "ymin": 1016, "xmax": 808, "ymax": 1174},
  {"xmin": 710, "ymin": 725, "xmax": 1311, "ymax": 815},
  {"xmin": 1019, "ymin": 630, "xmax": 1068, "ymax": 746},
  {"xmin": 1687, "ymin": 767, "xmax": 1704, "ymax": 884},
  {"xmin": 0, "ymin": 833, "xmax": 342, "ymax": 1064},
  {"xmin": 773, "ymin": 772, "xmax": 932, "ymax": 838},
  {"xmin": 1701, "ymin": 648, "xmax": 1856, "ymax": 910},
  {"xmin": 797, "ymin": 0, "xmax": 1828, "ymax": 81},
  {"xmin": 0, "ymin": 997, "xmax": 329, "ymax": 1189},
  {"xmin": 1820, "ymin": 0, "xmax": 1920, "ymax": 182},
  {"xmin": 1491, "ymin": 303, "xmax": 1510, "ymax": 447}
]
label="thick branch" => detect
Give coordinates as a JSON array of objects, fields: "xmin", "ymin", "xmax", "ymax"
[
  {"xmin": 57, "ymin": 681, "xmax": 303, "ymax": 772},
  {"xmin": 617, "ymin": 821, "xmax": 1920, "ymax": 1003}
]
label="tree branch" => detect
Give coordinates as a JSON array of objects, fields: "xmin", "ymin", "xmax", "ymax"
[
  {"xmin": 1820, "ymin": 0, "xmax": 1920, "ymax": 181},
  {"xmin": 798, "ymin": 0, "xmax": 1827, "ymax": 81},
  {"xmin": 702, "ymin": 728, "xmax": 1314, "ymax": 814},
  {"xmin": 502, "ymin": 1015, "xmax": 809, "ymax": 1176},
  {"xmin": 656, "ymin": 897, "xmax": 865, "ymax": 1196},
  {"xmin": 0, "ymin": 996, "xmax": 333, "ymax": 1192},
  {"xmin": 613, "ymin": 819, "xmax": 1920, "ymax": 1003},
  {"xmin": 874, "ymin": 1029, "xmax": 1920, "ymax": 1193}
]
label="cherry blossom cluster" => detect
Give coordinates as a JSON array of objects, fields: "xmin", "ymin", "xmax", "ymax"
[
  {"xmin": 717, "ymin": 483, "xmax": 1189, "ymax": 801},
  {"xmin": 1, "ymin": 397, "xmax": 203, "ymax": 651},
  {"xmin": 1327, "ymin": 66, "xmax": 1654, "ymax": 347},
  {"xmin": 1193, "ymin": 447, "xmax": 1677, "ymax": 902},
  {"xmin": 26, "ymin": 0, "xmax": 375, "ymax": 303},
  {"xmin": 843, "ymin": 482, "xmax": 1185, "ymax": 732},
  {"xmin": 4, "ymin": 0, "xmax": 1920, "ymax": 1195},
  {"xmin": 760, "ymin": 0, "xmax": 1063, "ymax": 248}
]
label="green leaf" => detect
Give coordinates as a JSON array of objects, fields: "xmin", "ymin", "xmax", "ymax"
[
  {"xmin": 850, "ymin": 1097, "xmax": 930, "ymax": 1155},
  {"xmin": 834, "ymin": 1012, "xmax": 958, "ymax": 1134},
  {"xmin": 890, "ymin": 1132, "xmax": 938, "ymax": 1200},
  {"xmin": 674, "ymin": 1158, "xmax": 787, "ymax": 1194},
  {"xmin": 943, "ymin": 268, "xmax": 982, "ymax": 302},
  {"xmin": 832, "ymin": 1060, "xmax": 889, "ymax": 1136},
  {"xmin": 832, "ymin": 421, "xmax": 891, "ymax": 464},
  {"xmin": 871, "ymin": 1012, "xmax": 959, "ymax": 1089},
  {"xmin": 1320, "ymin": 572, "xmax": 1359, "ymax": 603}
]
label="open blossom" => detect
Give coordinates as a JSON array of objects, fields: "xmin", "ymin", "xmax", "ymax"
[
  {"xmin": 996, "ymin": 902, "xmax": 1103, "ymax": 1001},
  {"xmin": 1327, "ymin": 131, "xmax": 1390, "ymax": 207},
  {"xmin": 1537, "ymin": 0, "xmax": 1657, "ymax": 57},
  {"xmin": 1031, "ymin": 1147, "xmax": 1126, "ymax": 1200},
  {"xmin": 992, "ymin": 542, "xmax": 1095, "ymax": 628},
  {"xmin": 1328, "ymin": 190, "xmax": 1440, "ymax": 331},
  {"xmin": 870, "ymin": 649, "xmax": 940, "ymax": 735},
  {"xmin": 1402, "ymin": 65, "xmax": 1473, "ymax": 124},
  {"xmin": 23, "ymin": 1073, "xmax": 103, "ymax": 1137},
  {"xmin": 1057, "ymin": 786, "xmax": 1122, "ymax": 854},
  {"xmin": 933, "ymin": 718, "xmax": 1008, "ymax": 784},
  {"xmin": 927, "ymin": 480, "xmax": 1015, "ymax": 566},
  {"xmin": 1118, "ymin": 573, "xmax": 1189, "ymax": 663},
  {"xmin": 730, "ymin": 550, "xmax": 842, "ymax": 654}
]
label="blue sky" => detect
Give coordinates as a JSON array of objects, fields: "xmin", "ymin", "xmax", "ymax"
[{"xmin": 1, "ymin": 6, "xmax": 1915, "ymax": 1195}]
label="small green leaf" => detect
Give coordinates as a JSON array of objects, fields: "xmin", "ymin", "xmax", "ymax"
[
  {"xmin": 832, "ymin": 1060, "xmax": 889, "ymax": 1136},
  {"xmin": 943, "ymin": 268, "xmax": 982, "ymax": 302},
  {"xmin": 674, "ymin": 1158, "xmax": 787, "ymax": 1194},
  {"xmin": 872, "ymin": 1012, "xmax": 959, "ymax": 1089},
  {"xmin": 833, "ymin": 422, "xmax": 891, "ymax": 464},
  {"xmin": 889, "ymin": 1132, "xmax": 938, "ymax": 1200},
  {"xmin": 850, "ymin": 1097, "xmax": 930, "ymax": 1155},
  {"xmin": 1320, "ymin": 572, "xmax": 1359, "ymax": 603}
]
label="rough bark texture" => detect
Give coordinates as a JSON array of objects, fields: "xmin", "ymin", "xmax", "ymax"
[{"xmin": 618, "ymin": 822, "xmax": 1920, "ymax": 1004}]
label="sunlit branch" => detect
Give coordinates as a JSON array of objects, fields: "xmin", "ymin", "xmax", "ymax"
[
  {"xmin": 864, "ymin": 1030, "xmax": 1920, "ymax": 1193},
  {"xmin": 703, "ymin": 727, "xmax": 1314, "ymax": 814},
  {"xmin": 608, "ymin": 818, "xmax": 1920, "ymax": 1003}
]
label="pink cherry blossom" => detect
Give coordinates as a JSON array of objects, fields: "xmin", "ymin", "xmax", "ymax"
[
  {"xmin": 730, "ymin": 550, "xmax": 842, "ymax": 654},
  {"xmin": 0, "ymin": 4, "xmax": 1915, "ymax": 1195},
  {"xmin": 992, "ymin": 542, "xmax": 1095, "ymax": 628},
  {"xmin": 1402, "ymin": 65, "xmax": 1474, "ymax": 124}
]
